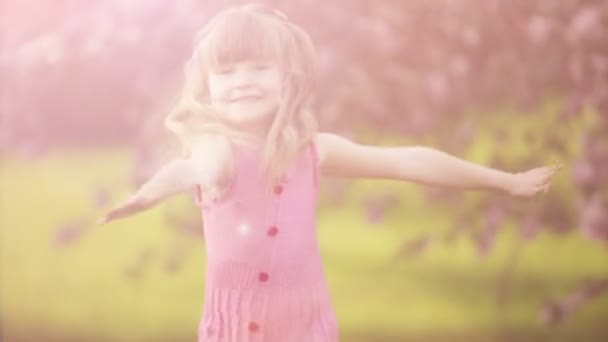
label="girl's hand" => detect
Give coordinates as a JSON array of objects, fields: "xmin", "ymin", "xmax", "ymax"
[
  {"xmin": 96, "ymin": 196, "xmax": 149, "ymax": 225},
  {"xmin": 96, "ymin": 158, "xmax": 202, "ymax": 225},
  {"xmin": 96, "ymin": 214, "xmax": 110, "ymax": 226},
  {"xmin": 96, "ymin": 206, "xmax": 124, "ymax": 225},
  {"xmin": 506, "ymin": 161, "xmax": 563, "ymax": 198}
]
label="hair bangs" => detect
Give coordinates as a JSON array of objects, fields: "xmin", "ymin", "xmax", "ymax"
[{"xmin": 199, "ymin": 10, "xmax": 288, "ymax": 71}]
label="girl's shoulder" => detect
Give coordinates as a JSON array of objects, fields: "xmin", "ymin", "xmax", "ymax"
[
  {"xmin": 187, "ymin": 136, "xmax": 233, "ymax": 181},
  {"xmin": 313, "ymin": 131, "xmax": 337, "ymax": 169},
  {"xmin": 188, "ymin": 135, "xmax": 231, "ymax": 158}
]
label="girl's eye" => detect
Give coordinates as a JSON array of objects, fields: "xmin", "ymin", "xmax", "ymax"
[
  {"xmin": 214, "ymin": 66, "xmax": 234, "ymax": 74},
  {"xmin": 253, "ymin": 64, "xmax": 271, "ymax": 71}
]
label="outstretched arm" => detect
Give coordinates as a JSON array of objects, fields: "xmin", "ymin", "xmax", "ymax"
[
  {"xmin": 315, "ymin": 132, "xmax": 562, "ymax": 197},
  {"xmin": 98, "ymin": 158, "xmax": 200, "ymax": 224}
]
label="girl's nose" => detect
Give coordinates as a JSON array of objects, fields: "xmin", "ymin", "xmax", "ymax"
[{"xmin": 231, "ymin": 69, "xmax": 257, "ymax": 89}]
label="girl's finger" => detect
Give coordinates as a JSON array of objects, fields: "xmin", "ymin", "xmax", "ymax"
[
  {"xmin": 532, "ymin": 183, "xmax": 548, "ymax": 195},
  {"xmin": 543, "ymin": 166, "xmax": 558, "ymax": 177},
  {"xmin": 96, "ymin": 216, "xmax": 108, "ymax": 225},
  {"xmin": 538, "ymin": 171, "xmax": 552, "ymax": 182}
]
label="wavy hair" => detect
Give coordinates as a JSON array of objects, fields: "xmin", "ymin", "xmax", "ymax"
[{"xmin": 164, "ymin": 3, "xmax": 318, "ymax": 200}]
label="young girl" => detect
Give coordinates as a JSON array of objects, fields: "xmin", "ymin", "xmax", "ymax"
[{"xmin": 99, "ymin": 3, "xmax": 562, "ymax": 341}]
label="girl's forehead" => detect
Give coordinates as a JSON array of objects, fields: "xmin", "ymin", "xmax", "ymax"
[
  {"xmin": 198, "ymin": 11, "xmax": 288, "ymax": 69},
  {"xmin": 219, "ymin": 58, "xmax": 277, "ymax": 66}
]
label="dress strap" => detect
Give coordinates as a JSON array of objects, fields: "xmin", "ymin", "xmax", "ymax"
[
  {"xmin": 309, "ymin": 140, "xmax": 319, "ymax": 188},
  {"xmin": 194, "ymin": 184, "xmax": 203, "ymax": 206}
]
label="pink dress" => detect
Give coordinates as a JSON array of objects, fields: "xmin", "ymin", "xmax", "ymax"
[{"xmin": 194, "ymin": 141, "xmax": 339, "ymax": 342}]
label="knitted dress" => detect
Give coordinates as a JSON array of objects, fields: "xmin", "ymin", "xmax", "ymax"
[{"xmin": 194, "ymin": 141, "xmax": 339, "ymax": 342}]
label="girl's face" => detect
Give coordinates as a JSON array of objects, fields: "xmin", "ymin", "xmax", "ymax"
[{"xmin": 207, "ymin": 59, "xmax": 282, "ymax": 136}]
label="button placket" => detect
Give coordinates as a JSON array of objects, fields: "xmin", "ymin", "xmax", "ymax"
[
  {"xmin": 267, "ymin": 226, "xmax": 278, "ymax": 237},
  {"xmin": 260, "ymin": 176, "xmax": 285, "ymax": 283},
  {"xmin": 254, "ymin": 173, "xmax": 288, "ymax": 335},
  {"xmin": 248, "ymin": 321, "xmax": 260, "ymax": 333},
  {"xmin": 273, "ymin": 184, "xmax": 283, "ymax": 195},
  {"xmin": 265, "ymin": 176, "xmax": 285, "ymax": 277},
  {"xmin": 267, "ymin": 173, "xmax": 287, "ymax": 240}
]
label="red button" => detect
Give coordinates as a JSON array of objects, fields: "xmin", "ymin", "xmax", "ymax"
[
  {"xmin": 249, "ymin": 321, "xmax": 259, "ymax": 332},
  {"xmin": 259, "ymin": 272, "xmax": 269, "ymax": 282},
  {"xmin": 273, "ymin": 185, "xmax": 283, "ymax": 194},
  {"xmin": 267, "ymin": 226, "xmax": 278, "ymax": 237}
]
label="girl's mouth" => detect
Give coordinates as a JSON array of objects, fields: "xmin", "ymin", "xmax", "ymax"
[{"xmin": 231, "ymin": 95, "xmax": 262, "ymax": 103}]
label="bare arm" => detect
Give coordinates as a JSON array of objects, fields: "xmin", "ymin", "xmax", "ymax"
[
  {"xmin": 98, "ymin": 159, "xmax": 200, "ymax": 224},
  {"xmin": 316, "ymin": 132, "xmax": 562, "ymax": 196},
  {"xmin": 389, "ymin": 147, "xmax": 515, "ymax": 193}
]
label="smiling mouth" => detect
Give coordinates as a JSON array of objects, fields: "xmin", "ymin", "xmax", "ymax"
[{"xmin": 231, "ymin": 96, "xmax": 262, "ymax": 103}]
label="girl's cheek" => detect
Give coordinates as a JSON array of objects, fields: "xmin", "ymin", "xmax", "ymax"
[{"xmin": 209, "ymin": 88, "xmax": 228, "ymax": 104}]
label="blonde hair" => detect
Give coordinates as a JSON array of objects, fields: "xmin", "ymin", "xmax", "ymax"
[{"xmin": 164, "ymin": 3, "xmax": 319, "ymax": 200}]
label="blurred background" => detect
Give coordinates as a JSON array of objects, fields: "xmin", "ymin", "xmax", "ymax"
[{"xmin": 1, "ymin": 0, "xmax": 607, "ymax": 341}]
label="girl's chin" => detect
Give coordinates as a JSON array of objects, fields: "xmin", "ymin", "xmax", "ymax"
[
  {"xmin": 226, "ymin": 107, "xmax": 276, "ymax": 120},
  {"xmin": 226, "ymin": 112, "xmax": 274, "ymax": 129},
  {"xmin": 227, "ymin": 111, "xmax": 271, "ymax": 121}
]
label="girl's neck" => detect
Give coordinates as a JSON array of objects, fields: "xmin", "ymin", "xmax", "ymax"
[{"xmin": 239, "ymin": 116, "xmax": 273, "ymax": 148}]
